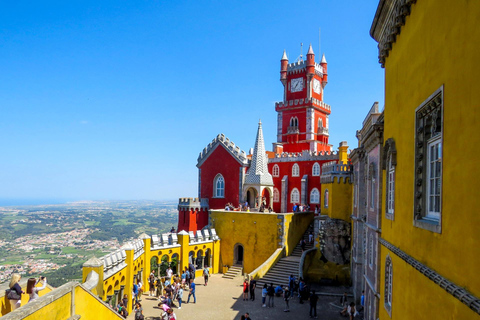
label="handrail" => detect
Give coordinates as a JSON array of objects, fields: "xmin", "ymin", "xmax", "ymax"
[
  {"xmin": 248, "ymin": 247, "xmax": 285, "ymax": 280},
  {"xmin": 299, "ymin": 248, "xmax": 317, "ymax": 279}
]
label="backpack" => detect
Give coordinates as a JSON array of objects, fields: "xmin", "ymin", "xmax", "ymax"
[{"xmin": 267, "ymin": 286, "xmax": 274, "ymax": 296}]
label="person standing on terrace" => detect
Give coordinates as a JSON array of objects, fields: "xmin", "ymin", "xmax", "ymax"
[{"xmin": 27, "ymin": 276, "xmax": 47, "ymax": 302}]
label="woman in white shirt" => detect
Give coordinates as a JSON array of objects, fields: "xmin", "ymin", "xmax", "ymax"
[{"xmin": 27, "ymin": 277, "xmax": 47, "ymax": 302}]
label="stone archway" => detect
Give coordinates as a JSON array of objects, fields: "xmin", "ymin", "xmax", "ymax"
[
  {"xmin": 233, "ymin": 243, "xmax": 244, "ymax": 266},
  {"xmin": 245, "ymin": 188, "xmax": 258, "ymax": 209}
]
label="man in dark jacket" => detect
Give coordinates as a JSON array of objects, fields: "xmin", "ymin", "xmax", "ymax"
[{"xmin": 309, "ymin": 290, "xmax": 318, "ymax": 318}]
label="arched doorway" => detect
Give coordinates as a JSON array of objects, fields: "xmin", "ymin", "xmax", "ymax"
[
  {"xmin": 234, "ymin": 243, "xmax": 244, "ymax": 266},
  {"xmin": 246, "ymin": 188, "xmax": 258, "ymax": 209},
  {"xmin": 261, "ymin": 188, "xmax": 271, "ymax": 211}
]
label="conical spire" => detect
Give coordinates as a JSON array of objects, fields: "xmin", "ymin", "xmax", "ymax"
[
  {"xmin": 307, "ymin": 43, "xmax": 314, "ymax": 55},
  {"xmin": 244, "ymin": 120, "xmax": 274, "ymax": 186},
  {"xmin": 321, "ymin": 53, "xmax": 327, "ymax": 63},
  {"xmin": 281, "ymin": 50, "xmax": 288, "ymax": 60}
]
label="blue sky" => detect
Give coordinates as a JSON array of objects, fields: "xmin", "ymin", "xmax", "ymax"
[{"xmin": 0, "ymin": 1, "xmax": 384, "ymax": 203}]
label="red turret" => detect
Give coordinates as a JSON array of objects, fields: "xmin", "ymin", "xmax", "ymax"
[
  {"xmin": 280, "ymin": 50, "xmax": 288, "ymax": 82},
  {"xmin": 306, "ymin": 44, "xmax": 315, "ymax": 75},
  {"xmin": 320, "ymin": 53, "xmax": 328, "ymax": 84}
]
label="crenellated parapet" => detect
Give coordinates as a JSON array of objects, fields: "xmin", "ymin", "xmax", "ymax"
[
  {"xmin": 269, "ymin": 149, "xmax": 338, "ymax": 163},
  {"xmin": 122, "ymin": 239, "xmax": 144, "ymax": 261},
  {"xmin": 178, "ymin": 197, "xmax": 209, "ymax": 210},
  {"xmin": 150, "ymin": 227, "xmax": 219, "ymax": 250},
  {"xmin": 321, "ymin": 161, "xmax": 353, "ymax": 184},
  {"xmin": 101, "ymin": 249, "xmax": 128, "ymax": 280},
  {"xmin": 286, "ymin": 59, "xmax": 324, "ymax": 77},
  {"xmin": 275, "ymin": 97, "xmax": 331, "ymax": 113},
  {"xmin": 197, "ymin": 133, "xmax": 248, "ymax": 167}
]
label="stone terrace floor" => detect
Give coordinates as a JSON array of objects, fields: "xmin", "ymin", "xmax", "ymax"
[{"xmin": 127, "ymin": 274, "xmax": 361, "ymax": 320}]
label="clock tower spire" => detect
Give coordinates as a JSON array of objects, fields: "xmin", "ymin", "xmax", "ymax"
[{"xmin": 274, "ymin": 44, "xmax": 331, "ymax": 154}]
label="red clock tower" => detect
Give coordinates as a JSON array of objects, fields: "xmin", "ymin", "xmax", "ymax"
[{"xmin": 274, "ymin": 45, "xmax": 331, "ymax": 154}]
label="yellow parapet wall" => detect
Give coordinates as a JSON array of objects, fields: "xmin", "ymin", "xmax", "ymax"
[
  {"xmin": 210, "ymin": 210, "xmax": 313, "ymax": 274},
  {"xmin": 0, "ymin": 279, "xmax": 54, "ymax": 317}
]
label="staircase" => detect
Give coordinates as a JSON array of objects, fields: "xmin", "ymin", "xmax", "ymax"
[
  {"xmin": 222, "ymin": 264, "xmax": 243, "ymax": 279},
  {"xmin": 256, "ymin": 224, "xmax": 313, "ymax": 288}
]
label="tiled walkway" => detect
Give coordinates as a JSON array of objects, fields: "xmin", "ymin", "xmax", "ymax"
[{"xmin": 128, "ymin": 274, "xmax": 353, "ymax": 320}]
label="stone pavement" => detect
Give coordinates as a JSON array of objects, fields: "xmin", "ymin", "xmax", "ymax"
[{"xmin": 127, "ymin": 274, "xmax": 357, "ymax": 320}]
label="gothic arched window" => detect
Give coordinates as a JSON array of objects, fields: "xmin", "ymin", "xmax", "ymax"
[
  {"xmin": 292, "ymin": 163, "xmax": 300, "ymax": 177},
  {"xmin": 310, "ymin": 188, "xmax": 320, "ymax": 204},
  {"xmin": 290, "ymin": 188, "xmax": 300, "ymax": 203},
  {"xmin": 273, "ymin": 188, "xmax": 280, "ymax": 202},
  {"xmin": 312, "ymin": 162, "xmax": 320, "ymax": 176},
  {"xmin": 272, "ymin": 164, "xmax": 280, "ymax": 177},
  {"xmin": 214, "ymin": 174, "xmax": 225, "ymax": 198},
  {"xmin": 324, "ymin": 189, "xmax": 329, "ymax": 208}
]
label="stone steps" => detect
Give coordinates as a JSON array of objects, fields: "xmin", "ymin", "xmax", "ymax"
[
  {"xmin": 222, "ymin": 264, "xmax": 243, "ymax": 279},
  {"xmin": 256, "ymin": 224, "xmax": 314, "ymax": 289}
]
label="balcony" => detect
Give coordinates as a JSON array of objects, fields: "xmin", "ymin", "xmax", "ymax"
[
  {"xmin": 287, "ymin": 126, "xmax": 300, "ymax": 134},
  {"xmin": 317, "ymin": 126, "xmax": 329, "ymax": 135}
]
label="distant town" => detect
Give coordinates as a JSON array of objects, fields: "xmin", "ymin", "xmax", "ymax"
[{"xmin": 0, "ymin": 200, "xmax": 178, "ymax": 286}]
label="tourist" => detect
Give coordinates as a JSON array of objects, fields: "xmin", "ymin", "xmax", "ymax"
[
  {"xmin": 298, "ymin": 278, "xmax": 306, "ymax": 303},
  {"xmin": 133, "ymin": 280, "xmax": 139, "ymax": 304},
  {"xmin": 166, "ymin": 267, "xmax": 173, "ymax": 280},
  {"xmin": 347, "ymin": 302, "xmax": 359, "ymax": 319},
  {"xmin": 301, "ymin": 239, "xmax": 307, "ymax": 252},
  {"xmin": 243, "ymin": 279, "xmax": 249, "ymax": 301},
  {"xmin": 186, "ymin": 278, "xmax": 196, "ymax": 303},
  {"xmin": 181, "ymin": 269, "xmax": 187, "ymax": 285},
  {"xmin": 308, "ymin": 232, "xmax": 314, "ymax": 244},
  {"xmin": 203, "ymin": 265, "xmax": 209, "ymax": 286},
  {"xmin": 27, "ymin": 276, "xmax": 47, "ymax": 302},
  {"xmin": 274, "ymin": 284, "xmax": 283, "ymax": 297},
  {"xmin": 117, "ymin": 302, "xmax": 128, "ymax": 318},
  {"xmin": 122, "ymin": 293, "xmax": 128, "ymax": 309},
  {"xmin": 283, "ymin": 286, "xmax": 290, "ymax": 312},
  {"xmin": 134, "ymin": 302, "xmax": 144, "ymax": 320},
  {"xmin": 170, "ymin": 226, "xmax": 175, "ymax": 233},
  {"xmin": 261, "ymin": 284, "xmax": 268, "ymax": 307},
  {"xmin": 149, "ymin": 273, "xmax": 156, "ymax": 296},
  {"xmin": 309, "ymin": 290, "xmax": 318, "ymax": 318},
  {"xmin": 267, "ymin": 283, "xmax": 275, "ymax": 307},
  {"xmin": 7, "ymin": 273, "xmax": 23, "ymax": 311},
  {"xmin": 166, "ymin": 308, "xmax": 177, "ymax": 319},
  {"xmin": 340, "ymin": 292, "xmax": 349, "ymax": 316},
  {"xmin": 249, "ymin": 277, "xmax": 256, "ymax": 301},
  {"xmin": 138, "ymin": 280, "xmax": 143, "ymax": 300},
  {"xmin": 315, "ymin": 205, "xmax": 319, "ymax": 214},
  {"xmin": 244, "ymin": 312, "xmax": 252, "ymax": 320},
  {"xmin": 177, "ymin": 284, "xmax": 184, "ymax": 309},
  {"xmin": 288, "ymin": 274, "xmax": 296, "ymax": 298},
  {"xmin": 360, "ymin": 290, "xmax": 365, "ymax": 311}
]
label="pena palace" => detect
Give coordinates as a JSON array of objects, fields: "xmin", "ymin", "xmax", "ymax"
[{"xmin": 177, "ymin": 44, "xmax": 347, "ymax": 232}]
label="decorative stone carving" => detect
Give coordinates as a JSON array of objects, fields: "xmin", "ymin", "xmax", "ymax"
[{"xmin": 318, "ymin": 218, "xmax": 351, "ymax": 265}]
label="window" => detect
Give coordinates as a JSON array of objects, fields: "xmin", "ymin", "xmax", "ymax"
[
  {"xmin": 214, "ymin": 174, "xmax": 225, "ymax": 198},
  {"xmin": 368, "ymin": 162, "xmax": 376, "ymax": 209},
  {"xmin": 272, "ymin": 164, "xmax": 280, "ymax": 177},
  {"xmin": 310, "ymin": 188, "xmax": 320, "ymax": 204},
  {"xmin": 385, "ymin": 256, "xmax": 393, "ymax": 312},
  {"xmin": 292, "ymin": 163, "xmax": 300, "ymax": 177},
  {"xmin": 369, "ymin": 234, "xmax": 374, "ymax": 268},
  {"xmin": 273, "ymin": 188, "xmax": 280, "ymax": 202},
  {"xmin": 290, "ymin": 188, "xmax": 300, "ymax": 203},
  {"xmin": 383, "ymin": 138, "xmax": 397, "ymax": 220},
  {"xmin": 289, "ymin": 117, "xmax": 298, "ymax": 127},
  {"xmin": 324, "ymin": 189, "xmax": 329, "ymax": 208},
  {"xmin": 312, "ymin": 162, "xmax": 320, "ymax": 176},
  {"xmin": 427, "ymin": 139, "xmax": 441, "ymax": 219},
  {"xmin": 317, "ymin": 118, "xmax": 323, "ymax": 128},
  {"xmin": 414, "ymin": 88, "xmax": 443, "ymax": 232}
]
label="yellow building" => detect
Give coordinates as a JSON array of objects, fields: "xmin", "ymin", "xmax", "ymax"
[{"xmin": 371, "ymin": 0, "xmax": 480, "ymax": 318}]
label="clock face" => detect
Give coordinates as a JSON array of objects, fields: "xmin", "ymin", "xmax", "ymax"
[
  {"xmin": 291, "ymin": 78, "xmax": 304, "ymax": 93},
  {"xmin": 313, "ymin": 79, "xmax": 321, "ymax": 94}
]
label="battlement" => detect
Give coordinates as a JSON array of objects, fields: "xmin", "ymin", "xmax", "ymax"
[
  {"xmin": 150, "ymin": 227, "xmax": 219, "ymax": 250},
  {"xmin": 321, "ymin": 161, "xmax": 353, "ymax": 183},
  {"xmin": 178, "ymin": 197, "xmax": 209, "ymax": 209},
  {"xmin": 269, "ymin": 149, "xmax": 338, "ymax": 163},
  {"xmin": 275, "ymin": 97, "xmax": 331, "ymax": 113},
  {"xmin": 197, "ymin": 133, "xmax": 248, "ymax": 166},
  {"xmin": 287, "ymin": 59, "xmax": 324, "ymax": 77},
  {"xmin": 100, "ymin": 249, "xmax": 128, "ymax": 280}
]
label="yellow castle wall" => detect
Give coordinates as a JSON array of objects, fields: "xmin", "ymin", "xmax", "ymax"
[
  {"xmin": 378, "ymin": 0, "xmax": 480, "ymax": 318},
  {"xmin": 0, "ymin": 281, "xmax": 54, "ymax": 316}
]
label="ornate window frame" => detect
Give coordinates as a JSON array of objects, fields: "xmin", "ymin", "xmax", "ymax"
[
  {"xmin": 312, "ymin": 162, "xmax": 320, "ymax": 176},
  {"xmin": 292, "ymin": 163, "xmax": 300, "ymax": 177},
  {"xmin": 272, "ymin": 164, "xmax": 280, "ymax": 177},
  {"xmin": 273, "ymin": 188, "xmax": 280, "ymax": 202},
  {"xmin": 383, "ymin": 138, "xmax": 397, "ymax": 220},
  {"xmin": 290, "ymin": 188, "xmax": 300, "ymax": 203},
  {"xmin": 413, "ymin": 87, "xmax": 443, "ymax": 233},
  {"xmin": 368, "ymin": 162, "xmax": 376, "ymax": 210},
  {"xmin": 213, "ymin": 174, "xmax": 225, "ymax": 198},
  {"xmin": 289, "ymin": 116, "xmax": 298, "ymax": 127},
  {"xmin": 310, "ymin": 188, "xmax": 320, "ymax": 204},
  {"xmin": 384, "ymin": 255, "xmax": 393, "ymax": 316}
]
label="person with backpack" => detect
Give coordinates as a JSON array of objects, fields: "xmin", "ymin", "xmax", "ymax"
[
  {"xmin": 267, "ymin": 283, "xmax": 275, "ymax": 308},
  {"xmin": 283, "ymin": 286, "xmax": 290, "ymax": 312},
  {"xmin": 7, "ymin": 273, "xmax": 23, "ymax": 311},
  {"xmin": 134, "ymin": 302, "xmax": 144, "ymax": 320}
]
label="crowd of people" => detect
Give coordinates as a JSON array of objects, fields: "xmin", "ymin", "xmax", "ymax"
[
  {"xmin": 117, "ymin": 263, "xmax": 210, "ymax": 320},
  {"xmin": 240, "ymin": 275, "xmax": 360, "ymax": 319}
]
